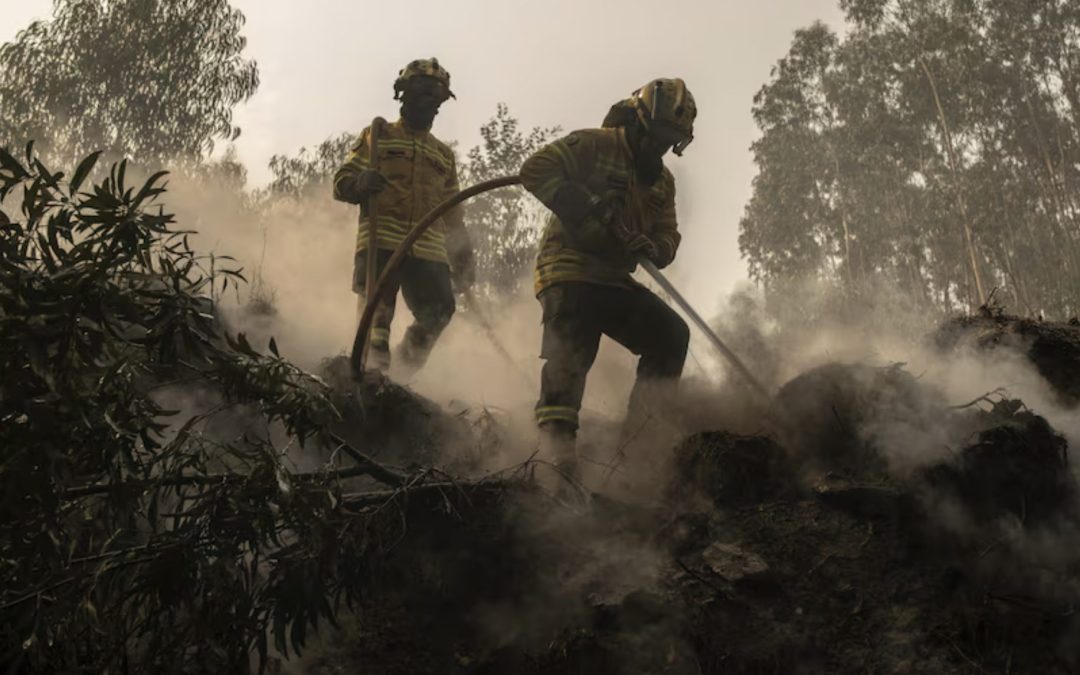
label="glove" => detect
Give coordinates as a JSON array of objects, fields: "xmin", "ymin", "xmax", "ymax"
[
  {"xmin": 339, "ymin": 169, "xmax": 389, "ymax": 206},
  {"xmin": 550, "ymin": 182, "xmax": 600, "ymax": 226},
  {"xmin": 594, "ymin": 189, "xmax": 628, "ymax": 227},
  {"xmin": 356, "ymin": 169, "xmax": 389, "ymax": 195},
  {"xmin": 623, "ymin": 232, "xmax": 658, "ymax": 261}
]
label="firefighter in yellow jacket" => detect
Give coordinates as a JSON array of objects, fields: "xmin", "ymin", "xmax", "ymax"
[
  {"xmin": 519, "ymin": 78, "xmax": 697, "ymax": 475},
  {"xmin": 333, "ymin": 58, "xmax": 474, "ymax": 373}
]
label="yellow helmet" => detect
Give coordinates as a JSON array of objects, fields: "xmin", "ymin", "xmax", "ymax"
[
  {"xmin": 630, "ymin": 78, "xmax": 696, "ymax": 155},
  {"xmin": 394, "ymin": 58, "xmax": 455, "ymax": 101}
]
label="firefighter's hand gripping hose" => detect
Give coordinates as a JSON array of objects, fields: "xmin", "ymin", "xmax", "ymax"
[{"xmin": 348, "ymin": 174, "xmax": 771, "ymax": 404}]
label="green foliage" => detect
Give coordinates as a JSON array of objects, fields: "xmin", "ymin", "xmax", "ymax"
[
  {"xmin": 0, "ymin": 146, "xmax": 376, "ymax": 672},
  {"xmin": 0, "ymin": 0, "xmax": 259, "ymax": 168},
  {"xmin": 741, "ymin": 1, "xmax": 1080, "ymax": 319},
  {"xmin": 265, "ymin": 132, "xmax": 355, "ymax": 199},
  {"xmin": 460, "ymin": 103, "xmax": 559, "ymax": 299}
]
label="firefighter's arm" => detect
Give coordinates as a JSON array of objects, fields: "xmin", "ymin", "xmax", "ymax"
[
  {"xmin": 520, "ymin": 132, "xmax": 597, "ymax": 225},
  {"xmin": 332, "ymin": 127, "xmax": 388, "ymax": 205},
  {"xmin": 442, "ymin": 154, "xmax": 475, "ymax": 288},
  {"xmin": 648, "ymin": 172, "xmax": 681, "ymax": 268}
]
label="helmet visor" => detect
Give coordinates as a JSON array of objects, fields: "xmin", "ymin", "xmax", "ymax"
[
  {"xmin": 649, "ymin": 120, "xmax": 693, "ymax": 156},
  {"xmin": 672, "ymin": 134, "xmax": 693, "ymax": 156}
]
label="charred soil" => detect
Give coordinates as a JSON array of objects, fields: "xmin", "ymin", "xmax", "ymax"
[{"xmin": 289, "ymin": 333, "xmax": 1080, "ymax": 675}]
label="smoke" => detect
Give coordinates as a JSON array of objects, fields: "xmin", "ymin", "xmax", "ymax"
[
  {"xmin": 166, "ymin": 175, "xmax": 358, "ymax": 368},
  {"xmin": 159, "ymin": 161, "xmax": 1080, "ymax": 501},
  {"xmin": 156, "ymin": 168, "xmax": 1080, "ymax": 669},
  {"xmin": 153, "ymin": 174, "xmax": 704, "ymax": 668},
  {"xmin": 695, "ymin": 279, "xmax": 1079, "ymax": 473},
  {"xmin": 156, "ymin": 170, "xmax": 660, "ymax": 478}
]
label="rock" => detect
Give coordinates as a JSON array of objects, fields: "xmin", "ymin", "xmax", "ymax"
[{"xmin": 701, "ymin": 542, "xmax": 769, "ymax": 582}]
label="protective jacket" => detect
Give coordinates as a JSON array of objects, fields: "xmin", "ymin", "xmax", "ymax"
[
  {"xmin": 333, "ymin": 119, "xmax": 465, "ymax": 264},
  {"xmin": 520, "ymin": 127, "xmax": 680, "ymax": 296}
]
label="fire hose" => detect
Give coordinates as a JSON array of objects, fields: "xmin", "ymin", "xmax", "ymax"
[
  {"xmin": 360, "ymin": 117, "xmax": 386, "ymax": 365},
  {"xmin": 348, "ymin": 174, "xmax": 770, "ymax": 402}
]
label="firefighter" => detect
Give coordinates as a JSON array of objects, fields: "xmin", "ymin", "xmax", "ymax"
[
  {"xmin": 333, "ymin": 58, "xmax": 475, "ymax": 374},
  {"xmin": 519, "ymin": 78, "xmax": 697, "ymax": 477}
]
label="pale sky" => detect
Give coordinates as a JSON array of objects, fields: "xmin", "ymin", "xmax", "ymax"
[{"xmin": 1, "ymin": 0, "xmax": 845, "ymax": 312}]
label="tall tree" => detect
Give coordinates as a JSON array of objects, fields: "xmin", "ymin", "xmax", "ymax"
[
  {"xmin": 741, "ymin": 0, "xmax": 1080, "ymax": 319},
  {"xmin": 460, "ymin": 103, "xmax": 559, "ymax": 299},
  {"xmin": 0, "ymin": 0, "xmax": 259, "ymax": 167}
]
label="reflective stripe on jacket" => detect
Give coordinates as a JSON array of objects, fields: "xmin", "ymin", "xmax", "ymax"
[
  {"xmin": 520, "ymin": 127, "xmax": 680, "ymax": 296},
  {"xmin": 333, "ymin": 119, "xmax": 463, "ymax": 264}
]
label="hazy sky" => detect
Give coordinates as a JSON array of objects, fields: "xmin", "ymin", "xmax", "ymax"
[{"xmin": 1, "ymin": 0, "xmax": 845, "ymax": 311}]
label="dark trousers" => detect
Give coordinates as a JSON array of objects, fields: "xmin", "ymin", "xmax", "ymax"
[
  {"xmin": 354, "ymin": 248, "xmax": 455, "ymax": 370},
  {"xmin": 536, "ymin": 281, "xmax": 689, "ymax": 431}
]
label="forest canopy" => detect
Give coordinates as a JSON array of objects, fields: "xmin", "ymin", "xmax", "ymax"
[{"xmin": 740, "ymin": 0, "xmax": 1080, "ymax": 318}]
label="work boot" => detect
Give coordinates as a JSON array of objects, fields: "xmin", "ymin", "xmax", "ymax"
[
  {"xmin": 393, "ymin": 340, "xmax": 426, "ymax": 380},
  {"xmin": 538, "ymin": 421, "xmax": 580, "ymax": 487},
  {"xmin": 394, "ymin": 315, "xmax": 449, "ymax": 379},
  {"xmin": 364, "ymin": 319, "xmax": 393, "ymax": 372}
]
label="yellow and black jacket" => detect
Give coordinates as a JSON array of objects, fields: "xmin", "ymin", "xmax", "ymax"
[
  {"xmin": 520, "ymin": 127, "xmax": 680, "ymax": 296},
  {"xmin": 333, "ymin": 119, "xmax": 464, "ymax": 264}
]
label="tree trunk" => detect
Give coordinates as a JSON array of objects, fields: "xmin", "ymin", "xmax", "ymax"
[{"xmin": 920, "ymin": 58, "xmax": 987, "ymax": 307}]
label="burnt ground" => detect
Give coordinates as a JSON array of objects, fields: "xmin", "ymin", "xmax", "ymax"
[{"xmin": 274, "ymin": 335, "xmax": 1080, "ymax": 674}]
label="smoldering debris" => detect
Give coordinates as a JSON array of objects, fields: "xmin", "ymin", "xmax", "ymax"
[
  {"xmin": 270, "ymin": 318, "xmax": 1080, "ymax": 675},
  {"xmin": 934, "ymin": 310, "xmax": 1080, "ymax": 407},
  {"xmin": 317, "ymin": 355, "xmax": 476, "ymax": 469},
  {"xmin": 669, "ymin": 431, "xmax": 796, "ymax": 507},
  {"xmin": 774, "ymin": 362, "xmax": 950, "ymax": 477},
  {"xmin": 924, "ymin": 402, "xmax": 1074, "ymax": 526}
]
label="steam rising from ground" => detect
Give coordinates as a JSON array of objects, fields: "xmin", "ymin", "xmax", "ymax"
[
  {"xmin": 707, "ymin": 282, "xmax": 1079, "ymax": 474},
  {"xmin": 165, "ymin": 171, "xmax": 1078, "ymax": 488},
  {"xmin": 156, "ymin": 170, "xmax": 1080, "ymax": 673},
  {"xmin": 165, "ymin": 173, "xmax": 652, "ymax": 470}
]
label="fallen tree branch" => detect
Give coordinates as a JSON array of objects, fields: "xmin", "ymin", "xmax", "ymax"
[
  {"xmin": 949, "ymin": 387, "xmax": 1010, "ymax": 410},
  {"xmin": 63, "ymin": 451, "xmax": 406, "ymax": 499},
  {"xmin": 341, "ymin": 479, "xmax": 520, "ymax": 509},
  {"xmin": 326, "ymin": 432, "xmax": 407, "ymax": 486}
]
